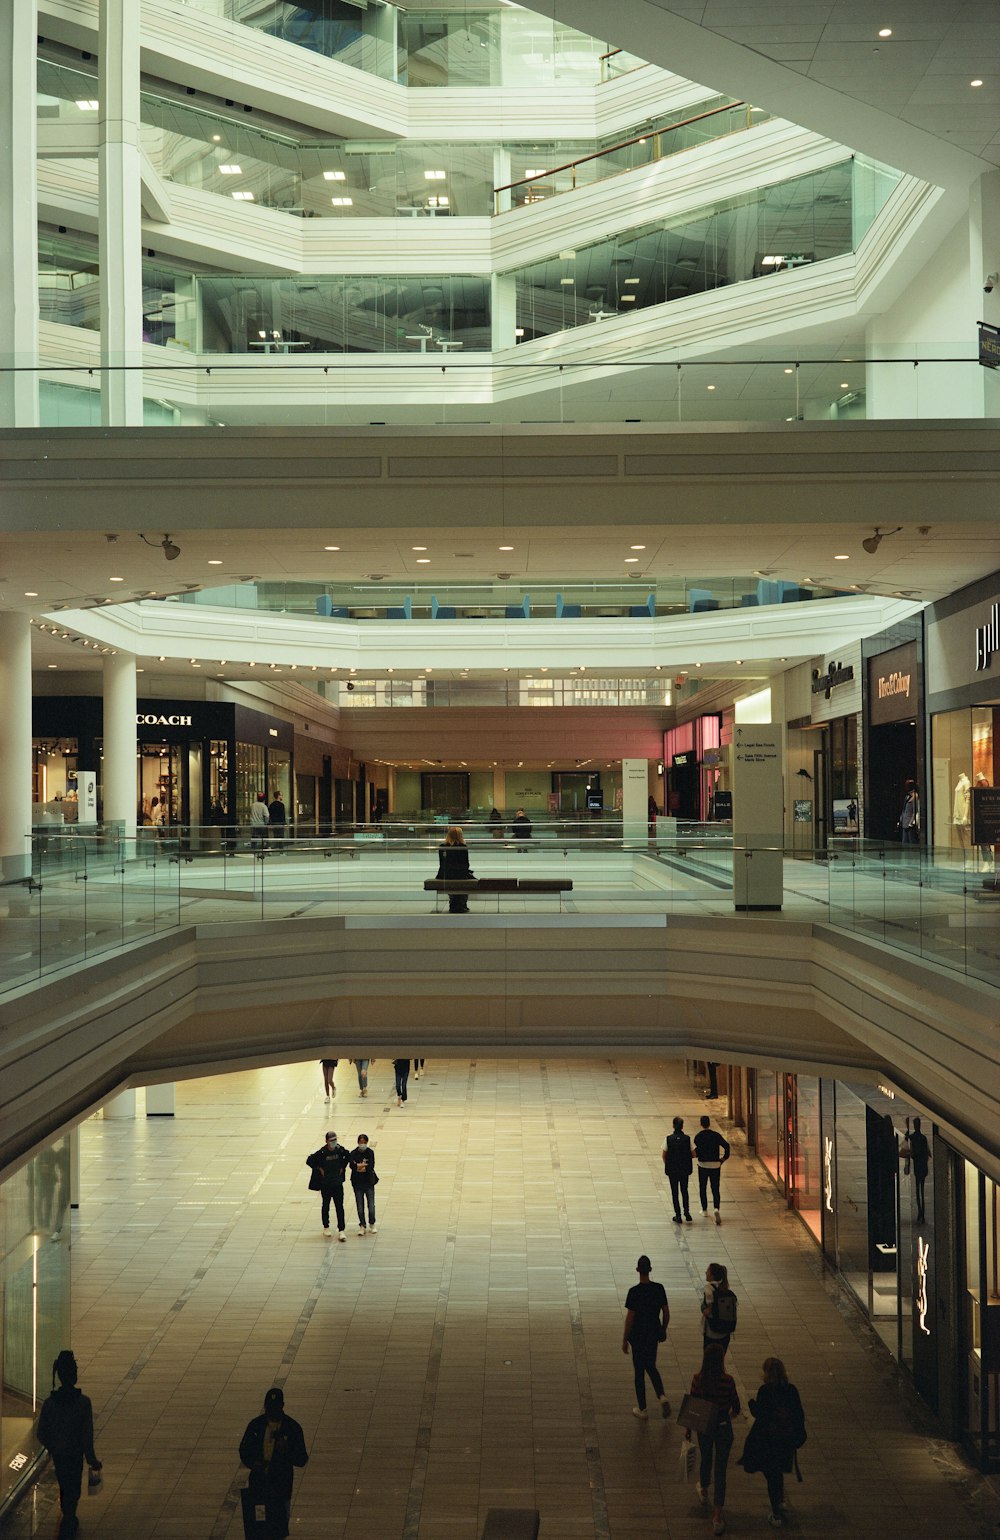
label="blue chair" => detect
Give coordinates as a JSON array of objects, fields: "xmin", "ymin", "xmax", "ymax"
[
  {"xmin": 688, "ymin": 588, "xmax": 718, "ymax": 613},
  {"xmin": 316, "ymin": 595, "xmax": 349, "ymax": 618},
  {"xmin": 431, "ymin": 595, "xmax": 456, "ymax": 620},
  {"xmin": 780, "ymin": 585, "xmax": 813, "ymax": 602},
  {"xmin": 740, "ymin": 593, "xmax": 758, "ymax": 607},
  {"xmin": 386, "ymin": 596, "xmax": 412, "ymax": 620},
  {"xmin": 505, "ymin": 595, "xmax": 530, "ymax": 619},
  {"xmin": 556, "ymin": 593, "xmax": 582, "ymax": 618},
  {"xmin": 628, "ymin": 592, "xmax": 656, "ymax": 618}
]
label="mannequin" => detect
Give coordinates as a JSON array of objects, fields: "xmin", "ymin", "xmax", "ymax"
[
  {"xmin": 953, "ymin": 772, "xmax": 971, "ymax": 850},
  {"xmin": 975, "ymin": 771, "xmax": 994, "ymax": 872}
]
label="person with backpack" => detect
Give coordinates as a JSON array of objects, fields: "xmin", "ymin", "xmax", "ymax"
[
  {"xmin": 694, "ymin": 1114, "xmax": 731, "ymax": 1223},
  {"xmin": 701, "ymin": 1262, "xmax": 738, "ymax": 1352},
  {"xmin": 36, "ymin": 1349, "xmax": 102, "ymax": 1540},
  {"xmin": 622, "ymin": 1254, "xmax": 672, "ymax": 1420},
  {"xmin": 662, "ymin": 1115, "xmax": 694, "ymax": 1224},
  {"xmin": 740, "ymin": 1357, "xmax": 806, "ymax": 1528},
  {"xmin": 685, "ymin": 1341, "xmax": 741, "ymax": 1537}
]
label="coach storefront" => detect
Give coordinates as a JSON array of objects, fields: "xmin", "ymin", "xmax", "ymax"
[{"xmin": 32, "ymin": 697, "xmax": 293, "ymax": 831}]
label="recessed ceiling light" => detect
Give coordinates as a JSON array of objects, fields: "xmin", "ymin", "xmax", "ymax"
[
  {"xmin": 24, "ymin": 590, "xmax": 38, "ymax": 597},
  {"xmin": 219, "ymin": 164, "xmax": 242, "ymax": 175},
  {"xmin": 706, "ymin": 385, "xmax": 716, "ymax": 391},
  {"xmin": 212, "ymin": 135, "xmax": 222, "ymax": 142},
  {"xmin": 624, "ymin": 277, "xmax": 640, "ymax": 285},
  {"xmin": 620, "ymin": 295, "xmax": 636, "ymax": 303},
  {"xmin": 412, "ymin": 545, "xmax": 427, "ymax": 551},
  {"xmin": 416, "ymin": 558, "xmax": 430, "ymax": 564},
  {"xmin": 559, "ymin": 277, "xmax": 575, "ymax": 285},
  {"xmin": 208, "ymin": 559, "xmax": 223, "ymax": 565},
  {"xmin": 48, "ymin": 663, "xmax": 58, "ymax": 669},
  {"xmin": 625, "ymin": 557, "xmax": 639, "ymax": 563},
  {"xmin": 324, "ymin": 545, "xmax": 340, "ymax": 551},
  {"xmin": 784, "ymin": 367, "xmax": 794, "ymax": 375},
  {"xmin": 232, "ymin": 190, "xmax": 254, "ymax": 201},
  {"xmin": 424, "ymin": 169, "xmax": 446, "ymax": 180},
  {"xmin": 878, "ymin": 27, "xmax": 892, "ymax": 37},
  {"xmin": 499, "ymin": 545, "xmax": 514, "ymax": 551},
  {"xmin": 834, "ymin": 554, "xmax": 850, "ymax": 560},
  {"xmin": 631, "ymin": 544, "xmax": 646, "ymax": 550},
  {"xmin": 840, "ymin": 382, "xmax": 850, "ymax": 389},
  {"xmin": 971, "ymin": 78, "xmax": 984, "ymax": 87},
  {"xmin": 109, "ymin": 576, "xmax": 124, "ymax": 582},
  {"xmin": 76, "ymin": 99, "xmax": 99, "ymax": 111},
  {"xmin": 331, "ymin": 197, "xmax": 353, "ymax": 207},
  {"xmin": 323, "ymin": 170, "xmax": 347, "ymax": 181},
  {"xmin": 735, "ymin": 659, "xmax": 743, "ymax": 666}
]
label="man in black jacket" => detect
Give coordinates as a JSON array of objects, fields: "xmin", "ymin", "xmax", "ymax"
[
  {"xmin": 306, "ymin": 1132, "xmax": 350, "ymax": 1240},
  {"xmin": 37, "ymin": 1350, "xmax": 102, "ymax": 1539},
  {"xmin": 239, "ymin": 1387, "xmax": 308, "ymax": 1540},
  {"xmin": 694, "ymin": 1114, "xmax": 731, "ymax": 1225},
  {"xmin": 662, "ymin": 1116, "xmax": 694, "ymax": 1224}
]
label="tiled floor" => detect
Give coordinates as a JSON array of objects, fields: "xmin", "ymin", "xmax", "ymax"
[{"xmin": 7, "ymin": 1059, "xmax": 998, "ymax": 1539}]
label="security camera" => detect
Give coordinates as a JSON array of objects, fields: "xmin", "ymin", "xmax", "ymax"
[
  {"xmin": 986, "ymin": 273, "xmax": 998, "ymax": 294},
  {"xmin": 345, "ymin": 680, "xmax": 355, "ymax": 692}
]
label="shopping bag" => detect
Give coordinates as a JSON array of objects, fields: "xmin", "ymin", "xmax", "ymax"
[
  {"xmin": 676, "ymin": 1393, "xmax": 719, "ymax": 1436},
  {"xmin": 240, "ymin": 1486, "xmax": 270, "ymax": 1539}
]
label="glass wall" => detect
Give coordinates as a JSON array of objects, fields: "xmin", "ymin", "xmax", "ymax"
[
  {"xmin": 961, "ymin": 1162, "xmax": 1000, "ymax": 1468},
  {"xmin": 0, "ymin": 1140, "xmax": 72, "ymax": 1509},
  {"xmin": 790, "ymin": 1076, "xmax": 822, "ymax": 1242},
  {"xmin": 930, "ymin": 706, "xmax": 997, "ymax": 859},
  {"xmin": 755, "ymin": 1072, "xmax": 781, "ymax": 1188}
]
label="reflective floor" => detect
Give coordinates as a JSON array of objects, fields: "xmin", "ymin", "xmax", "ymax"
[{"xmin": 5, "ymin": 1058, "xmax": 997, "ymax": 1538}]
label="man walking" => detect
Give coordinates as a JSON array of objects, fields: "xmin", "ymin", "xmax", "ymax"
[
  {"xmin": 694, "ymin": 1114, "xmax": 731, "ymax": 1225},
  {"xmin": 37, "ymin": 1350, "xmax": 102, "ymax": 1540},
  {"xmin": 663, "ymin": 1116, "xmax": 694, "ymax": 1224},
  {"xmin": 622, "ymin": 1255, "xmax": 671, "ymax": 1420},
  {"xmin": 393, "ymin": 1057, "xmax": 410, "ymax": 1106},
  {"xmin": 268, "ymin": 790, "xmax": 286, "ymax": 846},
  {"xmin": 250, "ymin": 791, "xmax": 269, "ymax": 853},
  {"xmin": 306, "ymin": 1131, "xmax": 350, "ymax": 1239},
  {"xmin": 909, "ymin": 1116, "xmax": 930, "ymax": 1221},
  {"xmin": 239, "ymin": 1387, "xmax": 308, "ymax": 1540},
  {"xmin": 349, "ymin": 1133, "xmax": 378, "ymax": 1234}
]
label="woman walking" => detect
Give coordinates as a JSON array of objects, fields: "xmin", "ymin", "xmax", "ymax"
[
  {"xmin": 741, "ymin": 1357, "xmax": 806, "ymax": 1529},
  {"xmin": 353, "ymin": 1059, "xmax": 371, "ymax": 1097},
  {"xmin": 686, "ymin": 1341, "xmax": 740, "ymax": 1536}
]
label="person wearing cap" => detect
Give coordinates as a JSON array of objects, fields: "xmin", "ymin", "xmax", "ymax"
[
  {"xmin": 622, "ymin": 1255, "xmax": 671, "ymax": 1420},
  {"xmin": 305, "ymin": 1131, "xmax": 350, "ymax": 1239},
  {"xmin": 239, "ymin": 1387, "xmax": 308, "ymax": 1540},
  {"xmin": 348, "ymin": 1133, "xmax": 379, "ymax": 1235},
  {"xmin": 36, "ymin": 1349, "xmax": 102, "ymax": 1539}
]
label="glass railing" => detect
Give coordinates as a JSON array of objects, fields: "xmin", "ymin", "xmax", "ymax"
[
  {"xmin": 495, "ymin": 100, "xmax": 766, "ymax": 212},
  {"xmin": 175, "ymin": 1, "xmax": 644, "ymax": 89},
  {"xmin": 174, "ymin": 575, "xmax": 851, "ymax": 623},
  {"xmin": 5, "ymin": 834, "xmax": 999, "ymax": 997}
]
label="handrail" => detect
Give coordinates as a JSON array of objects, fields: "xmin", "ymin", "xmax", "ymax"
[{"xmin": 494, "ymin": 100, "xmax": 750, "ymax": 211}]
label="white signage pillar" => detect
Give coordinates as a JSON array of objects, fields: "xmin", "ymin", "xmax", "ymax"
[
  {"xmin": 732, "ymin": 724, "xmax": 783, "ymax": 911},
  {"xmin": 0, "ymin": 612, "xmax": 33, "ymax": 881},
  {"xmin": 103, "ymin": 650, "xmax": 137, "ymax": 839},
  {"xmin": 621, "ymin": 758, "xmax": 649, "ymax": 847}
]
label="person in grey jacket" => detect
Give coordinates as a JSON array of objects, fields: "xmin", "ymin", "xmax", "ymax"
[{"xmin": 37, "ymin": 1350, "xmax": 101, "ymax": 1539}]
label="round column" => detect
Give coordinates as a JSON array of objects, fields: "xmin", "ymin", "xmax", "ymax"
[
  {"xmin": 103, "ymin": 650, "xmax": 137, "ymax": 841},
  {"xmin": 0, "ymin": 612, "xmax": 33, "ymax": 881}
]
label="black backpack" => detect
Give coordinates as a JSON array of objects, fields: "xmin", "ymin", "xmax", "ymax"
[
  {"xmin": 768, "ymin": 1387, "xmax": 806, "ymax": 1448},
  {"xmin": 710, "ymin": 1285, "xmax": 738, "ymax": 1334}
]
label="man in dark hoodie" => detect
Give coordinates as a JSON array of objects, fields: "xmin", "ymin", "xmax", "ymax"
[
  {"xmin": 306, "ymin": 1131, "xmax": 351, "ymax": 1239},
  {"xmin": 239, "ymin": 1387, "xmax": 308, "ymax": 1539},
  {"xmin": 36, "ymin": 1349, "xmax": 101, "ymax": 1539}
]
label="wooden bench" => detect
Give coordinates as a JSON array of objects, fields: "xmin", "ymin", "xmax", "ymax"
[{"xmin": 424, "ymin": 878, "xmax": 572, "ymax": 911}]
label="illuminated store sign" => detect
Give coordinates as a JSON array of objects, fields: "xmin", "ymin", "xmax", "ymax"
[
  {"xmin": 868, "ymin": 642, "xmax": 919, "ymax": 727},
  {"xmin": 916, "ymin": 1236, "xmax": 931, "ymax": 1336},
  {"xmin": 975, "ymin": 601, "xmax": 999, "ymax": 671},
  {"xmin": 136, "ymin": 713, "xmax": 193, "ymax": 727},
  {"xmin": 824, "ymin": 1136, "xmax": 834, "ymax": 1213}
]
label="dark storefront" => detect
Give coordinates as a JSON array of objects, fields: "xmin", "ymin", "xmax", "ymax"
[
  {"xmin": 864, "ymin": 634, "xmax": 924, "ymax": 842},
  {"xmin": 32, "ymin": 697, "xmax": 293, "ymax": 832}
]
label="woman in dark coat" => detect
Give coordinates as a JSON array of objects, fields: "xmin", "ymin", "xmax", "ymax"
[
  {"xmin": 239, "ymin": 1387, "xmax": 308, "ymax": 1539},
  {"xmin": 436, "ymin": 825, "xmax": 473, "ymax": 912},
  {"xmin": 740, "ymin": 1357, "xmax": 806, "ymax": 1529}
]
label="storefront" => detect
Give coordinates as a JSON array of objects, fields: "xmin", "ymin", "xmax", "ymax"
[
  {"xmin": 784, "ymin": 645, "xmax": 861, "ymax": 850},
  {"xmin": 32, "ymin": 697, "xmax": 293, "ymax": 831},
  {"xmin": 863, "ymin": 631, "xmax": 924, "ymax": 842},
  {"xmin": 664, "ymin": 714, "xmax": 727, "ymax": 820},
  {"xmin": 925, "ymin": 574, "xmax": 1000, "ymax": 864}
]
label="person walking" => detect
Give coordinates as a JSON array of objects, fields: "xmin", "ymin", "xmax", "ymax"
[
  {"xmin": 413, "ymin": 1057, "xmax": 426, "ymax": 1080},
  {"xmin": 238, "ymin": 1387, "xmax": 308, "ymax": 1540},
  {"xmin": 662, "ymin": 1116, "xmax": 694, "ymax": 1224},
  {"xmin": 250, "ymin": 791, "xmax": 269, "ymax": 853},
  {"xmin": 694, "ymin": 1114, "xmax": 731, "ymax": 1223},
  {"xmin": 685, "ymin": 1341, "xmax": 740, "ymax": 1536},
  {"xmin": 353, "ymin": 1058, "xmax": 371, "ymax": 1097},
  {"xmin": 36, "ymin": 1350, "xmax": 102, "ymax": 1540},
  {"xmin": 740, "ymin": 1358, "xmax": 806, "ymax": 1529},
  {"xmin": 305, "ymin": 1131, "xmax": 350, "ymax": 1240},
  {"xmin": 393, "ymin": 1057, "xmax": 410, "ymax": 1106},
  {"xmin": 908, "ymin": 1115, "xmax": 930, "ymax": 1221},
  {"xmin": 701, "ymin": 1263, "xmax": 738, "ymax": 1354},
  {"xmin": 268, "ymin": 790, "xmax": 286, "ymax": 846},
  {"xmin": 621, "ymin": 1254, "xmax": 671, "ymax": 1420},
  {"xmin": 349, "ymin": 1133, "xmax": 378, "ymax": 1234},
  {"xmin": 705, "ymin": 1060, "xmax": 719, "ymax": 1099},
  {"xmin": 899, "ymin": 779, "xmax": 920, "ymax": 845},
  {"xmin": 320, "ymin": 1060, "xmax": 337, "ymax": 1100}
]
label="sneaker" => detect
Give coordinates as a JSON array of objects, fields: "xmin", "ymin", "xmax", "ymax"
[
  {"xmin": 631, "ymin": 1407, "xmax": 648, "ymax": 1420},
  {"xmin": 323, "ymin": 1227, "xmax": 330, "ymax": 1236},
  {"xmin": 337, "ymin": 1231, "xmax": 346, "ymax": 1243},
  {"xmin": 767, "ymin": 1514, "xmax": 783, "ymax": 1529},
  {"xmin": 672, "ymin": 1215, "xmax": 682, "ymax": 1224},
  {"xmin": 369, "ymin": 1224, "xmax": 377, "ymax": 1234},
  {"xmin": 324, "ymin": 1094, "xmax": 330, "ymax": 1101},
  {"xmin": 331, "ymin": 1087, "xmax": 336, "ymax": 1097},
  {"xmin": 396, "ymin": 1095, "xmax": 402, "ymax": 1106},
  {"xmin": 414, "ymin": 1070, "xmax": 420, "ymax": 1080},
  {"xmin": 658, "ymin": 1396, "xmax": 671, "ymax": 1418},
  {"xmin": 714, "ymin": 1209, "xmax": 721, "ymax": 1226},
  {"xmin": 685, "ymin": 1213, "xmax": 693, "ymax": 1223},
  {"xmin": 713, "ymin": 1520, "xmax": 725, "ymax": 1536},
  {"xmin": 358, "ymin": 1226, "xmax": 367, "ymax": 1236}
]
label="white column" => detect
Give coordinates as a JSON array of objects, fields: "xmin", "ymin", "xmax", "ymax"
[
  {"xmin": 0, "ymin": 612, "xmax": 32, "ymax": 882},
  {"xmin": 621, "ymin": 758, "xmax": 649, "ymax": 847},
  {"xmin": 69, "ymin": 1125, "xmax": 81, "ymax": 1208},
  {"xmin": 99, "ymin": 0, "xmax": 144, "ymax": 425},
  {"xmin": 104, "ymin": 1089, "xmax": 136, "ymax": 1119},
  {"xmin": 103, "ymin": 650, "xmax": 137, "ymax": 839},
  {"xmin": 491, "ymin": 275, "xmax": 518, "ymax": 352},
  {"xmin": 0, "ymin": 0, "xmax": 39, "ymax": 426},
  {"xmin": 146, "ymin": 1083, "xmax": 175, "ymax": 1116}
]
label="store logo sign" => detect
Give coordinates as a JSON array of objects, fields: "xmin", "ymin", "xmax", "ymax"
[
  {"xmin": 975, "ymin": 601, "xmax": 1000, "ymax": 671},
  {"xmin": 916, "ymin": 1235, "xmax": 931, "ymax": 1336},
  {"xmin": 876, "ymin": 670, "xmax": 910, "ymax": 702},
  {"xmin": 136, "ymin": 713, "xmax": 192, "ymax": 727},
  {"xmin": 823, "ymin": 1136, "xmax": 834, "ymax": 1213},
  {"xmin": 812, "ymin": 660, "xmax": 854, "ymax": 699}
]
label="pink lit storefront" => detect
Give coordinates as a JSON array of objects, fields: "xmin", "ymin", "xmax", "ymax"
[{"xmin": 663, "ymin": 712, "xmax": 731, "ymax": 821}]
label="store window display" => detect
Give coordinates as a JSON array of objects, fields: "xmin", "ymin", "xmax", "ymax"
[
  {"xmin": 953, "ymin": 771, "xmax": 972, "ymax": 852},
  {"xmin": 931, "ymin": 706, "xmax": 996, "ymax": 852}
]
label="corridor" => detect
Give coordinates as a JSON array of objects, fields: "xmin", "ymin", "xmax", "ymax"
[{"xmin": 6, "ymin": 1058, "xmax": 995, "ymax": 1539}]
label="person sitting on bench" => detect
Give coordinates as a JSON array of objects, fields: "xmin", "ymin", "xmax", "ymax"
[{"xmin": 436, "ymin": 825, "xmax": 473, "ymax": 912}]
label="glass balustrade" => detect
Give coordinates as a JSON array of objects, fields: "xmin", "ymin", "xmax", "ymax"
[{"xmin": 5, "ymin": 835, "xmax": 999, "ymax": 997}]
